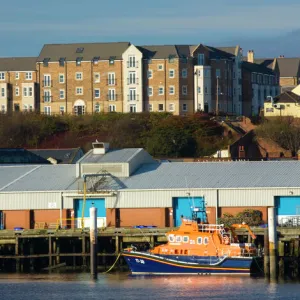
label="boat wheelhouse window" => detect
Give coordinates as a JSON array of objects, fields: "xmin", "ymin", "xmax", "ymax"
[
  {"xmin": 197, "ymin": 237, "xmax": 203, "ymax": 245},
  {"xmin": 169, "ymin": 235, "xmax": 174, "ymax": 242},
  {"xmin": 175, "ymin": 236, "xmax": 182, "ymax": 243},
  {"xmin": 204, "ymin": 237, "xmax": 209, "ymax": 245},
  {"xmin": 183, "ymin": 236, "xmax": 189, "ymax": 243}
]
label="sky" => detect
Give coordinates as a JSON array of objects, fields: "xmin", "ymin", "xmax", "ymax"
[{"xmin": 1, "ymin": 0, "xmax": 300, "ymax": 58}]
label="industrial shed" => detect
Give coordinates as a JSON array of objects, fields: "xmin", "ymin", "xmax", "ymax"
[{"xmin": 0, "ymin": 142, "xmax": 300, "ymax": 229}]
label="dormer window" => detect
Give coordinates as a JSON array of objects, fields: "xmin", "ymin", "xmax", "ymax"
[
  {"xmin": 76, "ymin": 57, "xmax": 83, "ymax": 66},
  {"xmin": 109, "ymin": 56, "xmax": 116, "ymax": 65},
  {"xmin": 43, "ymin": 58, "xmax": 50, "ymax": 67},
  {"xmin": 147, "ymin": 58, "xmax": 152, "ymax": 64},
  {"xmin": 168, "ymin": 55, "xmax": 176, "ymax": 63},
  {"xmin": 59, "ymin": 57, "xmax": 65, "ymax": 67},
  {"xmin": 93, "ymin": 56, "xmax": 100, "ymax": 64},
  {"xmin": 181, "ymin": 56, "xmax": 188, "ymax": 63},
  {"xmin": 76, "ymin": 47, "xmax": 84, "ymax": 53}
]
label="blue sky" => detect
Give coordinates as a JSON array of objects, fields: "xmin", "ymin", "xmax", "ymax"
[{"xmin": 1, "ymin": 0, "xmax": 300, "ymax": 57}]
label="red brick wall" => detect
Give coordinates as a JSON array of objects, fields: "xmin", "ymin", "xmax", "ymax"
[
  {"xmin": 206, "ymin": 207, "xmax": 216, "ymax": 224},
  {"xmin": 220, "ymin": 206, "xmax": 267, "ymax": 222},
  {"xmin": 3, "ymin": 210, "xmax": 30, "ymax": 229},
  {"xmin": 34, "ymin": 209, "xmax": 68, "ymax": 227}
]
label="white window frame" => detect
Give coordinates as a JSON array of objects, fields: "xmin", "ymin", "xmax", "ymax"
[
  {"xmin": 148, "ymin": 86, "xmax": 153, "ymax": 97},
  {"xmin": 15, "ymin": 87, "xmax": 19, "ymax": 96},
  {"xmin": 76, "ymin": 87, "xmax": 83, "ymax": 95},
  {"xmin": 183, "ymin": 236, "xmax": 189, "ymax": 243},
  {"xmin": 94, "ymin": 72, "xmax": 100, "ymax": 83},
  {"xmin": 23, "ymin": 87, "xmax": 28, "ymax": 97},
  {"xmin": 157, "ymin": 64, "xmax": 164, "ymax": 71},
  {"xmin": 148, "ymin": 104, "xmax": 153, "ymax": 112},
  {"xmin": 182, "ymin": 85, "xmax": 188, "ymax": 95},
  {"xmin": 108, "ymin": 88, "xmax": 116, "ymax": 101},
  {"xmin": 198, "ymin": 53, "xmax": 204, "ymax": 65},
  {"xmin": 94, "ymin": 88, "xmax": 100, "ymax": 99},
  {"xmin": 43, "ymin": 74, "xmax": 51, "ymax": 87},
  {"xmin": 147, "ymin": 70, "xmax": 153, "ymax": 79},
  {"xmin": 59, "ymin": 74, "xmax": 65, "ymax": 84},
  {"xmin": 169, "ymin": 69, "xmax": 175, "ymax": 78},
  {"xmin": 182, "ymin": 68, "xmax": 187, "ymax": 78},
  {"xmin": 44, "ymin": 106, "xmax": 51, "ymax": 115},
  {"xmin": 23, "ymin": 104, "xmax": 28, "ymax": 112},
  {"xmin": 1, "ymin": 104, "xmax": 5, "ymax": 113},
  {"xmin": 109, "ymin": 104, "xmax": 116, "ymax": 112},
  {"xmin": 197, "ymin": 86, "xmax": 201, "ymax": 94},
  {"xmin": 108, "ymin": 72, "xmax": 116, "ymax": 85},
  {"xmin": 43, "ymin": 90, "xmax": 51, "ymax": 102},
  {"xmin": 75, "ymin": 72, "xmax": 83, "ymax": 81},
  {"xmin": 94, "ymin": 103, "xmax": 100, "ymax": 113},
  {"xmin": 169, "ymin": 85, "xmax": 175, "ymax": 95},
  {"xmin": 158, "ymin": 103, "xmax": 164, "ymax": 112},
  {"xmin": 15, "ymin": 72, "xmax": 19, "ymax": 80},
  {"xmin": 1, "ymin": 87, "xmax": 5, "ymax": 97},
  {"xmin": 0, "ymin": 72, "xmax": 5, "ymax": 80},
  {"xmin": 169, "ymin": 103, "xmax": 175, "ymax": 112},
  {"xmin": 158, "ymin": 86, "xmax": 164, "ymax": 95},
  {"xmin": 182, "ymin": 103, "xmax": 188, "ymax": 112},
  {"xmin": 59, "ymin": 89, "xmax": 65, "ymax": 99},
  {"xmin": 59, "ymin": 106, "xmax": 65, "ymax": 115},
  {"xmin": 25, "ymin": 72, "xmax": 32, "ymax": 80},
  {"xmin": 197, "ymin": 237, "xmax": 203, "ymax": 245}
]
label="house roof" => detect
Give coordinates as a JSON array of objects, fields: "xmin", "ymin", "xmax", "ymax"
[
  {"xmin": 137, "ymin": 45, "xmax": 180, "ymax": 59},
  {"xmin": 0, "ymin": 57, "xmax": 37, "ymax": 71},
  {"xmin": 255, "ymin": 58, "xmax": 275, "ymax": 69},
  {"xmin": 0, "ymin": 149, "xmax": 50, "ymax": 164},
  {"xmin": 266, "ymin": 91, "xmax": 300, "ymax": 104},
  {"xmin": 28, "ymin": 148, "xmax": 83, "ymax": 164},
  {"xmin": 242, "ymin": 61, "xmax": 275, "ymax": 75},
  {"xmin": 37, "ymin": 42, "xmax": 131, "ymax": 62},
  {"xmin": 277, "ymin": 58, "xmax": 300, "ymax": 77},
  {"xmin": 216, "ymin": 46, "xmax": 238, "ymax": 56}
]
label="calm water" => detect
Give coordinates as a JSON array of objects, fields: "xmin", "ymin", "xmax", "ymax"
[{"xmin": 0, "ymin": 273, "xmax": 299, "ymax": 300}]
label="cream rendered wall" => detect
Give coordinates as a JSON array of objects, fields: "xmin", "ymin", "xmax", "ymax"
[
  {"xmin": 0, "ymin": 83, "xmax": 8, "ymax": 111},
  {"xmin": 292, "ymin": 84, "xmax": 300, "ymax": 96},
  {"xmin": 122, "ymin": 45, "xmax": 143, "ymax": 112},
  {"xmin": 264, "ymin": 102, "xmax": 300, "ymax": 117},
  {"xmin": 194, "ymin": 66, "xmax": 211, "ymax": 112},
  {"xmin": 22, "ymin": 82, "xmax": 35, "ymax": 110}
]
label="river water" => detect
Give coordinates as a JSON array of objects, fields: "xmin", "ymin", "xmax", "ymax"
[{"xmin": 0, "ymin": 273, "xmax": 299, "ymax": 300}]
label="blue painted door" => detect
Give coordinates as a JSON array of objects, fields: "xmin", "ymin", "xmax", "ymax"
[
  {"xmin": 276, "ymin": 196, "xmax": 300, "ymax": 216},
  {"xmin": 173, "ymin": 197, "xmax": 204, "ymax": 226},
  {"xmin": 74, "ymin": 198, "xmax": 106, "ymax": 218}
]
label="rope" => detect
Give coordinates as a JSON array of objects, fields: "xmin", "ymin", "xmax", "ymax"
[{"xmin": 101, "ymin": 253, "xmax": 121, "ymax": 274}]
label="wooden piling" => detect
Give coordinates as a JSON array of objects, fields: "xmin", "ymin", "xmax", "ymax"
[
  {"xmin": 264, "ymin": 228, "xmax": 270, "ymax": 277},
  {"xmin": 15, "ymin": 237, "xmax": 19, "ymax": 272},
  {"xmin": 48, "ymin": 236, "xmax": 52, "ymax": 268},
  {"xmin": 82, "ymin": 236, "xmax": 87, "ymax": 268},
  {"xmin": 268, "ymin": 207, "xmax": 278, "ymax": 279},
  {"xmin": 90, "ymin": 207, "xmax": 98, "ymax": 279}
]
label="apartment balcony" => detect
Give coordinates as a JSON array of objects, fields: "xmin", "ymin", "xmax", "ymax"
[
  {"xmin": 106, "ymin": 94, "xmax": 118, "ymax": 101},
  {"xmin": 106, "ymin": 79, "xmax": 117, "ymax": 86},
  {"xmin": 43, "ymin": 96, "xmax": 53, "ymax": 103},
  {"xmin": 127, "ymin": 61, "xmax": 139, "ymax": 68},
  {"xmin": 127, "ymin": 94, "xmax": 139, "ymax": 101},
  {"xmin": 127, "ymin": 78, "xmax": 139, "ymax": 85},
  {"xmin": 42, "ymin": 80, "xmax": 53, "ymax": 88}
]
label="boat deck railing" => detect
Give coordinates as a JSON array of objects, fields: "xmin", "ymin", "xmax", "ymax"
[{"xmin": 198, "ymin": 224, "xmax": 225, "ymax": 233}]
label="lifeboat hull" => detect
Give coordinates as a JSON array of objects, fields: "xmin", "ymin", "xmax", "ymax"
[{"xmin": 122, "ymin": 251, "xmax": 253, "ymax": 275}]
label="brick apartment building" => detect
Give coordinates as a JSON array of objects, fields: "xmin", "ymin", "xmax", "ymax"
[{"xmin": 0, "ymin": 57, "xmax": 38, "ymax": 113}]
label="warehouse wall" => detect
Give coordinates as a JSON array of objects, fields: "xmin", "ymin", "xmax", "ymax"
[
  {"xmin": 219, "ymin": 206, "xmax": 268, "ymax": 222},
  {"xmin": 3, "ymin": 210, "xmax": 30, "ymax": 229}
]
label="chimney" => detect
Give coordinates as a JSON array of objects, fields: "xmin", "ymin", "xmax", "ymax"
[
  {"xmin": 92, "ymin": 141, "xmax": 110, "ymax": 155},
  {"xmin": 279, "ymin": 55, "xmax": 285, "ymax": 58},
  {"xmin": 247, "ymin": 50, "xmax": 254, "ymax": 63}
]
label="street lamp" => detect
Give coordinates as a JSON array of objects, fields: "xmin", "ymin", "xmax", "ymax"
[{"xmin": 216, "ymin": 76, "xmax": 223, "ymax": 116}]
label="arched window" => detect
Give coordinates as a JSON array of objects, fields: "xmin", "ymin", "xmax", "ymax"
[
  {"xmin": 197, "ymin": 237, "xmax": 203, "ymax": 245},
  {"xmin": 175, "ymin": 236, "xmax": 182, "ymax": 243},
  {"xmin": 74, "ymin": 99, "xmax": 85, "ymax": 115},
  {"xmin": 183, "ymin": 236, "xmax": 189, "ymax": 243},
  {"xmin": 203, "ymin": 237, "xmax": 209, "ymax": 245}
]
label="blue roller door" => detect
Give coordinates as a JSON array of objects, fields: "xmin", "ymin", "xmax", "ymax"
[
  {"xmin": 74, "ymin": 198, "xmax": 106, "ymax": 218},
  {"xmin": 173, "ymin": 197, "xmax": 204, "ymax": 227},
  {"xmin": 276, "ymin": 196, "xmax": 300, "ymax": 216}
]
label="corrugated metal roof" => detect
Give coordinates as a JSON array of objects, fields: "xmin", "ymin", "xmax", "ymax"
[
  {"xmin": 121, "ymin": 161, "xmax": 300, "ymax": 190},
  {"xmin": 0, "ymin": 57, "xmax": 37, "ymax": 71},
  {"xmin": 81, "ymin": 148, "xmax": 143, "ymax": 164}
]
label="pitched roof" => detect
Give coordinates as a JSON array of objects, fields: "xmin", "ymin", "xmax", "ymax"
[
  {"xmin": 242, "ymin": 61, "xmax": 275, "ymax": 75},
  {"xmin": 255, "ymin": 58, "xmax": 275, "ymax": 69},
  {"xmin": 0, "ymin": 57, "xmax": 37, "ymax": 71},
  {"xmin": 216, "ymin": 46, "xmax": 238, "ymax": 56},
  {"xmin": 270, "ymin": 91, "xmax": 300, "ymax": 104},
  {"xmin": 277, "ymin": 58, "xmax": 300, "ymax": 77},
  {"xmin": 0, "ymin": 149, "xmax": 50, "ymax": 164},
  {"xmin": 37, "ymin": 42, "xmax": 130, "ymax": 62},
  {"xmin": 137, "ymin": 45, "xmax": 179, "ymax": 59},
  {"xmin": 205, "ymin": 46, "xmax": 235, "ymax": 59}
]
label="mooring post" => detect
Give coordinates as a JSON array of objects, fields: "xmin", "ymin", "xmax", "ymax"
[
  {"xmin": 264, "ymin": 228, "xmax": 270, "ymax": 277},
  {"xmin": 82, "ymin": 235, "xmax": 87, "ymax": 269},
  {"xmin": 48, "ymin": 236, "xmax": 52, "ymax": 268},
  {"xmin": 268, "ymin": 207, "xmax": 278, "ymax": 279},
  {"xmin": 90, "ymin": 207, "xmax": 98, "ymax": 279},
  {"xmin": 15, "ymin": 237, "xmax": 20, "ymax": 272}
]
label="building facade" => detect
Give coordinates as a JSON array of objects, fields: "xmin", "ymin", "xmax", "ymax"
[{"xmin": 0, "ymin": 57, "xmax": 38, "ymax": 113}]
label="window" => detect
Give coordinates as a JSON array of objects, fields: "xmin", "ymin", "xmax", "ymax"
[
  {"xmin": 197, "ymin": 237, "xmax": 203, "ymax": 245},
  {"xmin": 23, "ymin": 87, "xmax": 33, "ymax": 97},
  {"xmin": 25, "ymin": 72, "xmax": 32, "ymax": 80},
  {"xmin": 1, "ymin": 88, "xmax": 5, "ymax": 97},
  {"xmin": 204, "ymin": 69, "xmax": 210, "ymax": 77},
  {"xmin": 59, "ymin": 74, "xmax": 65, "ymax": 83},
  {"xmin": 23, "ymin": 104, "xmax": 28, "ymax": 112},
  {"xmin": 158, "ymin": 64, "xmax": 163, "ymax": 71},
  {"xmin": 94, "ymin": 73, "xmax": 100, "ymax": 83},
  {"xmin": 59, "ymin": 57, "xmax": 65, "ymax": 67},
  {"xmin": 15, "ymin": 72, "xmax": 19, "ymax": 80},
  {"xmin": 148, "ymin": 104, "xmax": 153, "ymax": 112},
  {"xmin": 29, "ymin": 105, "xmax": 33, "ymax": 112},
  {"xmin": 59, "ymin": 106, "xmax": 65, "ymax": 115},
  {"xmin": 43, "ymin": 58, "xmax": 50, "ymax": 67},
  {"xmin": 147, "ymin": 70, "xmax": 153, "ymax": 79},
  {"xmin": 76, "ymin": 47, "xmax": 84, "ymax": 53},
  {"xmin": 44, "ymin": 106, "xmax": 51, "ymax": 115},
  {"xmin": 233, "ymin": 71, "xmax": 236, "ymax": 79},
  {"xmin": 15, "ymin": 87, "xmax": 19, "ymax": 96},
  {"xmin": 23, "ymin": 87, "xmax": 27, "ymax": 97},
  {"xmin": 216, "ymin": 69, "xmax": 221, "ymax": 78},
  {"xmin": 76, "ymin": 72, "xmax": 83, "ymax": 80},
  {"xmin": 182, "ymin": 68, "xmax": 187, "ymax": 78},
  {"xmin": 203, "ymin": 237, "xmax": 209, "ymax": 245},
  {"xmin": 205, "ymin": 87, "xmax": 208, "ymax": 94},
  {"xmin": 94, "ymin": 88, "xmax": 100, "ymax": 98},
  {"xmin": 158, "ymin": 86, "xmax": 164, "ymax": 95},
  {"xmin": 168, "ymin": 55, "xmax": 175, "ymax": 63},
  {"xmin": 14, "ymin": 104, "xmax": 20, "ymax": 112},
  {"xmin": 169, "ymin": 86, "xmax": 175, "ymax": 95},
  {"xmin": 198, "ymin": 53, "xmax": 204, "ymax": 65},
  {"xmin": 130, "ymin": 104, "xmax": 137, "ymax": 113},
  {"xmin": 28, "ymin": 87, "xmax": 33, "ymax": 97},
  {"xmin": 43, "ymin": 74, "xmax": 51, "ymax": 87},
  {"xmin": 128, "ymin": 88, "xmax": 136, "ymax": 101},
  {"xmin": 93, "ymin": 56, "xmax": 100, "ymax": 64},
  {"xmin": 59, "ymin": 89, "xmax": 65, "ymax": 99},
  {"xmin": 197, "ymin": 86, "xmax": 201, "ymax": 94},
  {"xmin": 1, "ymin": 105, "xmax": 5, "ymax": 113},
  {"xmin": 169, "ymin": 103, "xmax": 175, "ymax": 112},
  {"xmin": 43, "ymin": 90, "xmax": 51, "ymax": 102},
  {"xmin": 109, "ymin": 56, "xmax": 116, "ymax": 65},
  {"xmin": 95, "ymin": 103, "xmax": 100, "ymax": 113},
  {"xmin": 233, "ymin": 88, "xmax": 236, "ymax": 96},
  {"xmin": 108, "ymin": 73, "xmax": 116, "ymax": 85},
  {"xmin": 183, "ymin": 236, "xmax": 189, "ymax": 243},
  {"xmin": 182, "ymin": 104, "xmax": 188, "ymax": 112},
  {"xmin": 0, "ymin": 72, "xmax": 5, "ymax": 80},
  {"xmin": 182, "ymin": 85, "xmax": 187, "ymax": 95},
  {"xmin": 147, "ymin": 58, "xmax": 152, "ymax": 64},
  {"xmin": 175, "ymin": 236, "xmax": 182, "ymax": 243},
  {"xmin": 128, "ymin": 71, "xmax": 136, "ymax": 84},
  {"xmin": 148, "ymin": 86, "xmax": 153, "ymax": 96},
  {"xmin": 251, "ymin": 73, "xmax": 255, "ymax": 83},
  {"xmin": 108, "ymin": 88, "xmax": 116, "ymax": 100},
  {"xmin": 158, "ymin": 104, "xmax": 164, "ymax": 111},
  {"xmin": 181, "ymin": 56, "xmax": 188, "ymax": 63},
  {"xmin": 169, "ymin": 69, "xmax": 175, "ymax": 78},
  {"xmin": 76, "ymin": 87, "xmax": 83, "ymax": 95},
  {"xmin": 109, "ymin": 104, "xmax": 116, "ymax": 112},
  {"xmin": 74, "ymin": 105, "xmax": 85, "ymax": 115},
  {"xmin": 76, "ymin": 57, "xmax": 82, "ymax": 66},
  {"xmin": 128, "ymin": 55, "xmax": 136, "ymax": 68}
]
